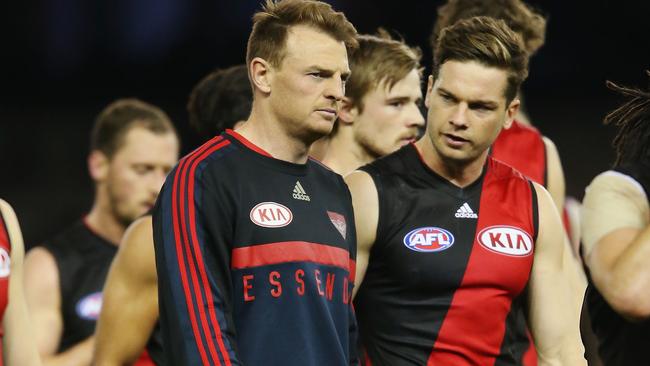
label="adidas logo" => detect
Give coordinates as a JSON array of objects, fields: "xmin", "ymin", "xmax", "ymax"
[
  {"xmin": 292, "ymin": 181, "xmax": 311, "ymax": 201},
  {"xmin": 455, "ymin": 202, "xmax": 477, "ymax": 218}
]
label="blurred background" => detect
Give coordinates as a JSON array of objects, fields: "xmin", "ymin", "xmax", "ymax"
[{"xmin": 2, "ymin": 0, "xmax": 649, "ymax": 248}]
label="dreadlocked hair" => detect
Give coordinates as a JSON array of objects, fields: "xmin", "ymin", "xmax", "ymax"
[{"xmin": 604, "ymin": 70, "xmax": 650, "ymax": 167}]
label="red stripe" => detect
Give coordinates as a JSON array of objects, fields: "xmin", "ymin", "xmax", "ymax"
[
  {"xmin": 172, "ymin": 137, "xmax": 222, "ymax": 365},
  {"xmin": 225, "ymin": 129, "xmax": 273, "ymax": 157},
  {"xmin": 231, "ymin": 241, "xmax": 351, "ymax": 273},
  {"xmin": 172, "ymin": 137, "xmax": 229, "ymax": 365},
  {"xmin": 0, "ymin": 213, "xmax": 9, "ymax": 251},
  {"xmin": 172, "ymin": 147, "xmax": 211, "ymax": 365},
  {"xmin": 427, "ymin": 160, "xmax": 535, "ymax": 365},
  {"xmin": 186, "ymin": 140, "xmax": 233, "ymax": 365}
]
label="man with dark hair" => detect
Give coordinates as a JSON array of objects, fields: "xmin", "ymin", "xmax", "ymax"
[
  {"xmin": 320, "ymin": 31, "xmax": 425, "ymax": 175},
  {"xmin": 152, "ymin": 0, "xmax": 359, "ymax": 365},
  {"xmin": 187, "ymin": 65, "xmax": 252, "ymax": 141},
  {"xmin": 581, "ymin": 71, "xmax": 650, "ymax": 365},
  {"xmin": 348, "ymin": 17, "xmax": 585, "ymax": 365},
  {"xmin": 429, "ymin": 2, "xmax": 589, "ymax": 364},
  {"xmin": 93, "ymin": 64, "xmax": 254, "ymax": 366},
  {"xmin": 24, "ymin": 98, "xmax": 179, "ymax": 366}
]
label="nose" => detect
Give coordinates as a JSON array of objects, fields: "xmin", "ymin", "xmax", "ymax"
[
  {"xmin": 449, "ymin": 103, "xmax": 469, "ymax": 128},
  {"xmin": 407, "ymin": 104, "xmax": 426, "ymax": 127},
  {"xmin": 324, "ymin": 74, "xmax": 345, "ymax": 103}
]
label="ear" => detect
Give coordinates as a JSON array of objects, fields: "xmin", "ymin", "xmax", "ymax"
[
  {"xmin": 424, "ymin": 75, "xmax": 435, "ymax": 109},
  {"xmin": 88, "ymin": 150, "xmax": 109, "ymax": 183},
  {"xmin": 249, "ymin": 57, "xmax": 272, "ymax": 94},
  {"xmin": 503, "ymin": 98, "xmax": 520, "ymax": 129},
  {"xmin": 337, "ymin": 97, "xmax": 358, "ymax": 125}
]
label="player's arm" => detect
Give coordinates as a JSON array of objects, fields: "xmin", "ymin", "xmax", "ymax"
[
  {"xmin": 24, "ymin": 244, "xmax": 94, "ymax": 366},
  {"xmin": 0, "ymin": 199, "xmax": 42, "ymax": 366},
  {"xmin": 93, "ymin": 215, "xmax": 158, "ymax": 366},
  {"xmin": 582, "ymin": 172, "xmax": 650, "ymax": 320},
  {"xmin": 527, "ymin": 183, "xmax": 586, "ymax": 365},
  {"xmin": 344, "ymin": 170, "xmax": 378, "ymax": 297},
  {"xmin": 152, "ymin": 162, "xmax": 241, "ymax": 365},
  {"xmin": 542, "ymin": 136, "xmax": 565, "ymax": 215}
]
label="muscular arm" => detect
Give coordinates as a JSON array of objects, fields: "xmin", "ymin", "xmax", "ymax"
[
  {"xmin": 0, "ymin": 199, "xmax": 42, "ymax": 366},
  {"xmin": 527, "ymin": 184, "xmax": 586, "ymax": 365},
  {"xmin": 93, "ymin": 216, "xmax": 158, "ymax": 366},
  {"xmin": 24, "ymin": 247, "xmax": 94, "ymax": 366},
  {"xmin": 582, "ymin": 172, "xmax": 650, "ymax": 320},
  {"xmin": 344, "ymin": 171, "xmax": 378, "ymax": 296}
]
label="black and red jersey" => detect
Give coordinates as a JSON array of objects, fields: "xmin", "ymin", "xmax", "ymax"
[
  {"xmin": 491, "ymin": 120, "xmax": 546, "ymax": 186},
  {"xmin": 152, "ymin": 130, "xmax": 358, "ymax": 366},
  {"xmin": 0, "ymin": 209, "xmax": 11, "ymax": 365},
  {"xmin": 354, "ymin": 144, "xmax": 538, "ymax": 366}
]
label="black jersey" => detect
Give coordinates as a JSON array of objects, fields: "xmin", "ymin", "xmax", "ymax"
[
  {"xmin": 42, "ymin": 220, "xmax": 117, "ymax": 352},
  {"xmin": 152, "ymin": 130, "xmax": 358, "ymax": 366},
  {"xmin": 354, "ymin": 144, "xmax": 538, "ymax": 366},
  {"xmin": 585, "ymin": 161, "xmax": 650, "ymax": 366}
]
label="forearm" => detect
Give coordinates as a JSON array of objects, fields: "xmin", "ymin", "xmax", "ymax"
[{"xmin": 43, "ymin": 337, "xmax": 94, "ymax": 366}]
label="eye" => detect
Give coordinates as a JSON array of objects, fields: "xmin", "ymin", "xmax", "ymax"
[{"xmin": 389, "ymin": 101, "xmax": 404, "ymax": 108}]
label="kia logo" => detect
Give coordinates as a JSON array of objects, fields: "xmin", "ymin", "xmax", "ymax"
[
  {"xmin": 250, "ymin": 202, "xmax": 293, "ymax": 228},
  {"xmin": 477, "ymin": 225, "xmax": 533, "ymax": 257}
]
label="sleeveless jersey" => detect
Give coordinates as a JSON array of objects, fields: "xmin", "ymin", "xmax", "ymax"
[
  {"xmin": 153, "ymin": 130, "xmax": 358, "ymax": 365},
  {"xmin": 585, "ymin": 161, "xmax": 650, "ymax": 365},
  {"xmin": 491, "ymin": 120, "xmax": 546, "ymax": 186},
  {"xmin": 0, "ymin": 209, "xmax": 12, "ymax": 366},
  {"xmin": 43, "ymin": 220, "xmax": 159, "ymax": 365},
  {"xmin": 355, "ymin": 144, "xmax": 538, "ymax": 366}
]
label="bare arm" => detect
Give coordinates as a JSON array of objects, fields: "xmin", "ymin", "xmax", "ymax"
[
  {"xmin": 93, "ymin": 216, "xmax": 158, "ymax": 366},
  {"xmin": 542, "ymin": 136, "xmax": 565, "ymax": 215},
  {"xmin": 527, "ymin": 184, "xmax": 586, "ymax": 365},
  {"xmin": 582, "ymin": 172, "xmax": 650, "ymax": 320},
  {"xmin": 0, "ymin": 199, "xmax": 42, "ymax": 366},
  {"xmin": 24, "ymin": 243, "xmax": 93, "ymax": 366},
  {"xmin": 344, "ymin": 171, "xmax": 378, "ymax": 297}
]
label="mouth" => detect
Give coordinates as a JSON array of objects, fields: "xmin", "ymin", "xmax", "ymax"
[
  {"xmin": 315, "ymin": 108, "xmax": 338, "ymax": 120},
  {"xmin": 443, "ymin": 133, "xmax": 470, "ymax": 147},
  {"xmin": 399, "ymin": 135, "xmax": 418, "ymax": 146}
]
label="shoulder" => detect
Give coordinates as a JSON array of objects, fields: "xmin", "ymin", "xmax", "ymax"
[
  {"xmin": 116, "ymin": 216, "xmax": 156, "ymax": 280},
  {"xmin": 586, "ymin": 170, "xmax": 647, "ymax": 200}
]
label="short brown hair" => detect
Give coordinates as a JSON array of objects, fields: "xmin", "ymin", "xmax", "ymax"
[
  {"xmin": 433, "ymin": 16, "xmax": 529, "ymax": 104},
  {"xmin": 187, "ymin": 65, "xmax": 252, "ymax": 141},
  {"xmin": 346, "ymin": 30, "xmax": 422, "ymax": 112},
  {"xmin": 431, "ymin": 0, "xmax": 546, "ymax": 55},
  {"xmin": 90, "ymin": 98, "xmax": 177, "ymax": 158},
  {"xmin": 246, "ymin": 0, "xmax": 358, "ymax": 68}
]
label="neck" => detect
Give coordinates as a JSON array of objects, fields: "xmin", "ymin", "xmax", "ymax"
[
  {"xmin": 321, "ymin": 129, "xmax": 375, "ymax": 176},
  {"xmin": 414, "ymin": 137, "xmax": 487, "ymax": 188},
  {"xmin": 236, "ymin": 106, "xmax": 311, "ymax": 164},
  {"xmin": 84, "ymin": 191, "xmax": 125, "ymax": 246}
]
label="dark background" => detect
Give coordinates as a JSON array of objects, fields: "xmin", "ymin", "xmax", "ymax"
[{"xmin": 2, "ymin": 0, "xmax": 649, "ymax": 247}]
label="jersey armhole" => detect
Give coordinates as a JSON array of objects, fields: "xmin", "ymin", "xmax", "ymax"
[
  {"xmin": 529, "ymin": 180, "xmax": 539, "ymax": 244},
  {"xmin": 359, "ymin": 166, "xmax": 385, "ymax": 252}
]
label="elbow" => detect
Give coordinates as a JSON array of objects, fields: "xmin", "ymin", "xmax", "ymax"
[{"xmin": 606, "ymin": 286, "xmax": 650, "ymax": 321}]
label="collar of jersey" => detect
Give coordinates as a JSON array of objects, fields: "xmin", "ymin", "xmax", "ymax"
[{"xmin": 224, "ymin": 129, "xmax": 310, "ymax": 176}]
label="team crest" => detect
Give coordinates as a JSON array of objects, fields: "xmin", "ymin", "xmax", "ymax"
[
  {"xmin": 403, "ymin": 227, "xmax": 455, "ymax": 252},
  {"xmin": 327, "ymin": 211, "xmax": 347, "ymax": 239}
]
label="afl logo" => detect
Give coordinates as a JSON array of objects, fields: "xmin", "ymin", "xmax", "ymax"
[
  {"xmin": 478, "ymin": 225, "xmax": 533, "ymax": 257},
  {"xmin": 250, "ymin": 202, "xmax": 293, "ymax": 228},
  {"xmin": 403, "ymin": 227, "xmax": 455, "ymax": 252},
  {"xmin": 75, "ymin": 292, "xmax": 103, "ymax": 320},
  {"xmin": 0, "ymin": 248, "xmax": 10, "ymax": 278}
]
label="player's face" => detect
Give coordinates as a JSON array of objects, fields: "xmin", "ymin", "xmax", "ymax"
[
  {"xmin": 269, "ymin": 25, "xmax": 350, "ymax": 140},
  {"xmin": 353, "ymin": 69, "xmax": 424, "ymax": 158},
  {"xmin": 106, "ymin": 126, "xmax": 179, "ymax": 226},
  {"xmin": 424, "ymin": 60, "xmax": 518, "ymax": 165}
]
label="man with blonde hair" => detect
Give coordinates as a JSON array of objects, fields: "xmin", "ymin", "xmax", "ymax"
[
  {"xmin": 320, "ymin": 31, "xmax": 425, "ymax": 176},
  {"xmin": 348, "ymin": 17, "xmax": 585, "ymax": 365},
  {"xmin": 152, "ymin": 0, "xmax": 360, "ymax": 365}
]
